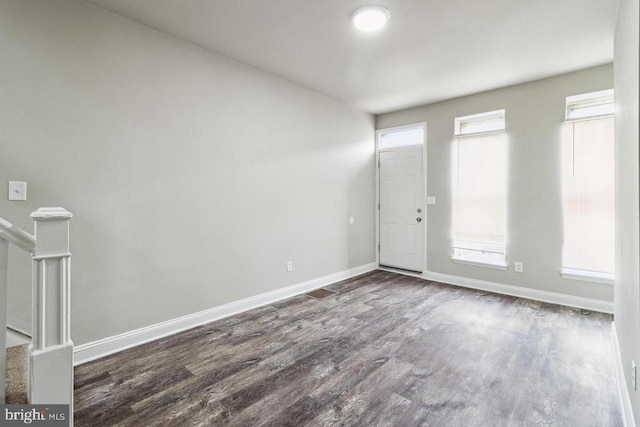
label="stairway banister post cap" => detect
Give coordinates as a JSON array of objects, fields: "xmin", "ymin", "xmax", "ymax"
[{"xmin": 31, "ymin": 207, "xmax": 73, "ymax": 220}]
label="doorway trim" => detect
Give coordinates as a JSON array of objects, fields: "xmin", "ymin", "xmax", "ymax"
[{"xmin": 375, "ymin": 121, "xmax": 428, "ymax": 273}]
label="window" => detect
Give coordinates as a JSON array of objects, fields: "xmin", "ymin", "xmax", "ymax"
[
  {"xmin": 566, "ymin": 90, "xmax": 614, "ymax": 120},
  {"xmin": 379, "ymin": 125, "xmax": 424, "ymax": 150},
  {"xmin": 451, "ymin": 110, "xmax": 507, "ymax": 269},
  {"xmin": 561, "ymin": 90, "xmax": 614, "ymax": 284}
]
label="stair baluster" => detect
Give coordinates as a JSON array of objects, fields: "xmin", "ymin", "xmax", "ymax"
[{"xmin": 0, "ymin": 239, "xmax": 8, "ymax": 403}]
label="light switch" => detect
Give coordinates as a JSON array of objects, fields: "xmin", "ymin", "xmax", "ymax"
[
  {"xmin": 426, "ymin": 196, "xmax": 436, "ymax": 205},
  {"xmin": 8, "ymin": 181, "xmax": 27, "ymax": 201}
]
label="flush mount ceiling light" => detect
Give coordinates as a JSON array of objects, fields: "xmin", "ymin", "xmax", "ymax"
[{"xmin": 352, "ymin": 5, "xmax": 390, "ymax": 32}]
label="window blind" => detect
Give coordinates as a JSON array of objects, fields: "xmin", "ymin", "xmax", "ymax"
[
  {"xmin": 561, "ymin": 115, "xmax": 615, "ymax": 274},
  {"xmin": 452, "ymin": 131, "xmax": 507, "ymax": 258}
]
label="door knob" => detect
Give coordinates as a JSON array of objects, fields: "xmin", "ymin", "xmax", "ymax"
[
  {"xmin": 417, "ymin": 208, "xmax": 422, "ymax": 213},
  {"xmin": 416, "ymin": 217, "xmax": 422, "ymax": 222}
]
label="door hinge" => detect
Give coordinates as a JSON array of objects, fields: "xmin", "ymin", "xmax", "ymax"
[
  {"xmin": 378, "ymin": 202, "xmax": 380, "ymax": 210},
  {"xmin": 377, "ymin": 159, "xmax": 380, "ymax": 168}
]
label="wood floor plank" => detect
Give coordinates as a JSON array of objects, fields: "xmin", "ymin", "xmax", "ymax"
[
  {"xmin": 301, "ymin": 357, "xmax": 413, "ymax": 427},
  {"xmin": 127, "ymin": 312, "xmax": 368, "ymax": 424},
  {"xmin": 354, "ymin": 392, "xmax": 412, "ymax": 427},
  {"xmin": 74, "ymin": 270, "xmax": 623, "ymax": 427}
]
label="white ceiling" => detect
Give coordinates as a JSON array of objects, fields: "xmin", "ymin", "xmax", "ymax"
[{"xmin": 84, "ymin": 0, "xmax": 618, "ymax": 114}]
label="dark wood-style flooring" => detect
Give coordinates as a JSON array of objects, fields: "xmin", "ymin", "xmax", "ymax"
[{"xmin": 74, "ymin": 270, "xmax": 622, "ymax": 426}]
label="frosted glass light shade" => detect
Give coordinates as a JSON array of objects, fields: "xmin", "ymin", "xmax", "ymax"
[{"xmin": 352, "ymin": 6, "xmax": 390, "ymax": 32}]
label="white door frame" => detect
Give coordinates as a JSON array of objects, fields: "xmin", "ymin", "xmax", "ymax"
[{"xmin": 375, "ymin": 122, "xmax": 428, "ymax": 272}]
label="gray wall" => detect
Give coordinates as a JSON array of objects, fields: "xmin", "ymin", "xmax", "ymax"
[
  {"xmin": 0, "ymin": 0, "xmax": 375, "ymax": 345},
  {"xmin": 614, "ymin": 0, "xmax": 640, "ymax": 419},
  {"xmin": 377, "ymin": 65, "xmax": 614, "ymax": 302}
]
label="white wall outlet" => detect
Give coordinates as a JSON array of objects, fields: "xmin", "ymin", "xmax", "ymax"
[
  {"xmin": 349, "ymin": 216, "xmax": 355, "ymax": 225},
  {"xmin": 632, "ymin": 360, "xmax": 637, "ymax": 391},
  {"xmin": 514, "ymin": 262, "xmax": 523, "ymax": 273},
  {"xmin": 426, "ymin": 196, "xmax": 436, "ymax": 205},
  {"xmin": 8, "ymin": 181, "xmax": 27, "ymax": 201},
  {"xmin": 286, "ymin": 261, "xmax": 293, "ymax": 272}
]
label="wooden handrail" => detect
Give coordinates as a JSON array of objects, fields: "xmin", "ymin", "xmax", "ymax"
[{"xmin": 0, "ymin": 216, "xmax": 36, "ymax": 253}]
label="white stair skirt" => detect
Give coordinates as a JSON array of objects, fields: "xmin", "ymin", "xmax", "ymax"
[{"xmin": 6, "ymin": 328, "xmax": 31, "ymax": 348}]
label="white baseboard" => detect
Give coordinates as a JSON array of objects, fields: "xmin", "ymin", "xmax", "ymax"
[
  {"xmin": 612, "ymin": 322, "xmax": 637, "ymax": 427},
  {"xmin": 378, "ymin": 267, "xmax": 614, "ymax": 314},
  {"xmin": 74, "ymin": 262, "xmax": 377, "ymax": 366}
]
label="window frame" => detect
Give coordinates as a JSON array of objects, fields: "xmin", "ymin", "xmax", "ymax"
[
  {"xmin": 560, "ymin": 89, "xmax": 615, "ymax": 286},
  {"xmin": 454, "ymin": 109, "xmax": 506, "ymax": 136},
  {"xmin": 565, "ymin": 89, "xmax": 614, "ymax": 121},
  {"xmin": 451, "ymin": 109, "xmax": 508, "ymax": 270}
]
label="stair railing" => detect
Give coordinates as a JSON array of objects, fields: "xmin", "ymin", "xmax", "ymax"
[{"xmin": 0, "ymin": 208, "xmax": 73, "ymax": 424}]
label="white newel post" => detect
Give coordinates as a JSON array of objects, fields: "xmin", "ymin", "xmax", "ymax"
[{"xmin": 29, "ymin": 208, "xmax": 73, "ymax": 423}]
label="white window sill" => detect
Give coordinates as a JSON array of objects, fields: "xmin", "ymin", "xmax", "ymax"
[
  {"xmin": 560, "ymin": 268, "xmax": 614, "ymax": 286},
  {"xmin": 451, "ymin": 257, "xmax": 507, "ymax": 271}
]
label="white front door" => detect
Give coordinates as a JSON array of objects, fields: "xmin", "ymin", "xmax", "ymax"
[{"xmin": 379, "ymin": 144, "xmax": 425, "ymax": 272}]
